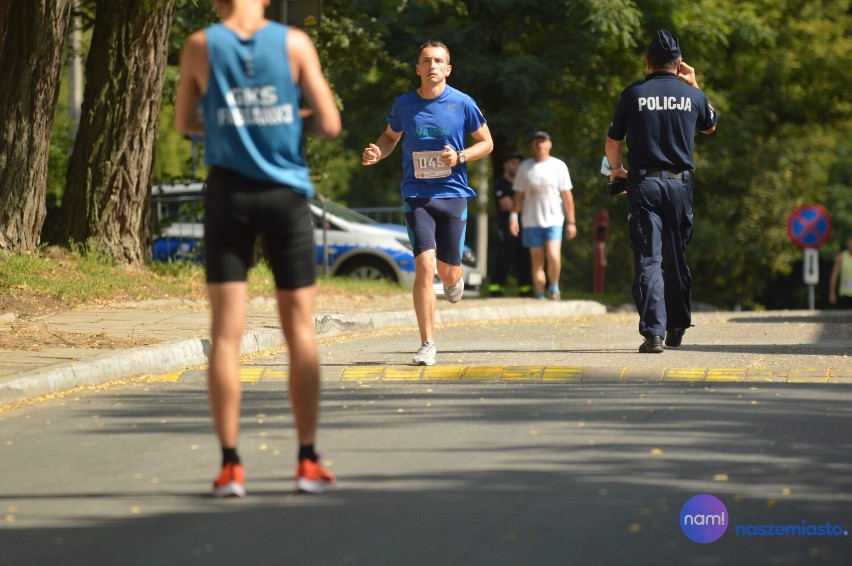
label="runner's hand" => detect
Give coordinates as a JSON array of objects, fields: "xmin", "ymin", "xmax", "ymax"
[
  {"xmin": 362, "ymin": 143, "xmax": 381, "ymax": 166},
  {"xmin": 441, "ymin": 145, "xmax": 456, "ymax": 167}
]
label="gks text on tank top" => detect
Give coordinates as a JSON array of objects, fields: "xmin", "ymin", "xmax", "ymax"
[{"xmin": 217, "ymin": 86, "xmax": 294, "ymax": 127}]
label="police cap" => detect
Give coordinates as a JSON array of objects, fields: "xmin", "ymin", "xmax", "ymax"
[{"xmin": 648, "ymin": 29, "xmax": 681, "ymax": 63}]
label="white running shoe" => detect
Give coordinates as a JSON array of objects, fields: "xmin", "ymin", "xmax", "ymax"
[
  {"xmin": 412, "ymin": 342, "xmax": 437, "ymax": 366},
  {"xmin": 443, "ymin": 278, "xmax": 464, "ymax": 304}
]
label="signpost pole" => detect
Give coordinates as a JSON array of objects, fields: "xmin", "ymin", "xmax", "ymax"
[
  {"xmin": 803, "ymin": 248, "xmax": 819, "ymax": 310},
  {"xmin": 787, "ymin": 204, "xmax": 832, "ymax": 311}
]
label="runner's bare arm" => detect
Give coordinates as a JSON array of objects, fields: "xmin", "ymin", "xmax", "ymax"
[
  {"xmin": 441, "ymin": 123, "xmax": 494, "ymax": 167},
  {"xmin": 175, "ymin": 31, "xmax": 207, "ymax": 136},
  {"xmin": 462, "ymin": 123, "xmax": 494, "ymax": 161},
  {"xmin": 289, "ymin": 28, "xmax": 340, "ymax": 139},
  {"xmin": 362, "ymin": 125, "xmax": 402, "ymax": 166}
]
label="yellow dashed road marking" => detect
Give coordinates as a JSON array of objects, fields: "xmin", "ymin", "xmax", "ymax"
[
  {"xmin": 706, "ymin": 368, "xmax": 747, "ymax": 382},
  {"xmin": 238, "ymin": 368, "xmax": 264, "ymax": 383},
  {"xmin": 502, "ymin": 366, "xmax": 544, "ymax": 381},
  {"xmin": 542, "ymin": 366, "xmax": 585, "ymax": 382},
  {"xmin": 150, "ymin": 366, "xmax": 852, "ymax": 384},
  {"xmin": 664, "ymin": 368, "xmax": 706, "ymax": 381},
  {"xmin": 341, "ymin": 367, "xmax": 383, "ymax": 381},
  {"xmin": 150, "ymin": 371, "xmax": 184, "ymax": 382},
  {"xmin": 261, "ymin": 369, "xmax": 288, "ymax": 381},
  {"xmin": 382, "ymin": 367, "xmax": 424, "ymax": 381},
  {"xmin": 461, "ymin": 366, "xmax": 504, "ymax": 380},
  {"xmin": 422, "ymin": 366, "xmax": 464, "ymax": 381},
  {"xmin": 786, "ymin": 368, "xmax": 829, "ymax": 383},
  {"xmin": 745, "ymin": 368, "xmax": 787, "ymax": 383},
  {"xmin": 329, "ymin": 366, "xmax": 852, "ymax": 384}
]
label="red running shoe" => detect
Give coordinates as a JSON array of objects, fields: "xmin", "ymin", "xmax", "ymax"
[
  {"xmin": 212, "ymin": 462, "xmax": 246, "ymax": 498},
  {"xmin": 296, "ymin": 457, "xmax": 336, "ymax": 493}
]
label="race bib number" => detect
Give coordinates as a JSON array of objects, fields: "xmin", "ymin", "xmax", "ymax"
[{"xmin": 413, "ymin": 151, "xmax": 451, "ymax": 179}]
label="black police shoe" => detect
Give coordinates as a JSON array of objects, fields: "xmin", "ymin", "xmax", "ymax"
[
  {"xmin": 665, "ymin": 329, "xmax": 685, "ymax": 347},
  {"xmin": 639, "ymin": 335, "xmax": 664, "ymax": 353}
]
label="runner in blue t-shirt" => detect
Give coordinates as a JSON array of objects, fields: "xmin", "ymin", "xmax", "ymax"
[{"xmin": 362, "ymin": 40, "xmax": 493, "ymax": 366}]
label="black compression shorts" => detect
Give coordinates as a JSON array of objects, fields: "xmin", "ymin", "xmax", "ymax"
[
  {"xmin": 403, "ymin": 197, "xmax": 469, "ymax": 266},
  {"xmin": 204, "ymin": 166, "xmax": 315, "ymax": 290}
]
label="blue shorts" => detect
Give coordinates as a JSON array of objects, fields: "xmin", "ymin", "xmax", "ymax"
[
  {"xmin": 522, "ymin": 225, "xmax": 562, "ymax": 248},
  {"xmin": 403, "ymin": 197, "xmax": 468, "ymax": 266}
]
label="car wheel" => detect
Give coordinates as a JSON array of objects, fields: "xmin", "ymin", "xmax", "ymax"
[{"xmin": 337, "ymin": 256, "xmax": 397, "ymax": 283}]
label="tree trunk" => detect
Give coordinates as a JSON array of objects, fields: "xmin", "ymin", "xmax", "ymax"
[
  {"xmin": 59, "ymin": 0, "xmax": 176, "ymax": 265},
  {"xmin": 0, "ymin": 0, "xmax": 72, "ymax": 252}
]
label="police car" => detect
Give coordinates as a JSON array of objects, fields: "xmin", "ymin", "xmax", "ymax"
[
  {"xmin": 152, "ymin": 183, "xmax": 483, "ymax": 292},
  {"xmin": 310, "ymin": 198, "xmax": 415, "ymax": 288}
]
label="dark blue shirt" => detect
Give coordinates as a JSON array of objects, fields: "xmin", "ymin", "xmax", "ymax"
[{"xmin": 607, "ymin": 72, "xmax": 718, "ymax": 171}]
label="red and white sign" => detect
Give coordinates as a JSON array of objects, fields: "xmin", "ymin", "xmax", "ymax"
[{"xmin": 787, "ymin": 204, "xmax": 832, "ymax": 249}]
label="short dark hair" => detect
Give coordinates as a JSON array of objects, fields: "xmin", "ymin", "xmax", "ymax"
[
  {"xmin": 502, "ymin": 151, "xmax": 523, "ymax": 162},
  {"xmin": 648, "ymin": 53, "xmax": 680, "ymax": 69},
  {"xmin": 419, "ymin": 40, "xmax": 450, "ymax": 64}
]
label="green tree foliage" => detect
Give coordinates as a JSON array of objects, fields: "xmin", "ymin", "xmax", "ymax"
[
  {"xmin": 147, "ymin": 0, "xmax": 848, "ymax": 307},
  {"xmin": 675, "ymin": 0, "xmax": 851, "ymax": 307},
  {"xmin": 311, "ymin": 0, "xmax": 648, "ymax": 290},
  {"xmin": 151, "ymin": 0, "xmax": 217, "ymax": 182},
  {"xmin": 304, "ymin": 0, "xmax": 849, "ymax": 308}
]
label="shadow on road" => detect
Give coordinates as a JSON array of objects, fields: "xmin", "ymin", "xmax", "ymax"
[{"xmin": 2, "ymin": 381, "xmax": 851, "ymax": 565}]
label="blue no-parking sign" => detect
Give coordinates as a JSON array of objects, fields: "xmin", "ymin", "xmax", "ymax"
[{"xmin": 787, "ymin": 204, "xmax": 832, "ymax": 249}]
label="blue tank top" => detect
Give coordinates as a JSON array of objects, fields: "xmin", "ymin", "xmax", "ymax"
[{"xmin": 201, "ymin": 22, "xmax": 312, "ymax": 196}]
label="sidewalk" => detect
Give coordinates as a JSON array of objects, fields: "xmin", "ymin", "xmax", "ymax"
[{"xmin": 0, "ymin": 295, "xmax": 607, "ymax": 406}]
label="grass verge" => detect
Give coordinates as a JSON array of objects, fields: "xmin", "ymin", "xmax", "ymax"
[{"xmin": 0, "ymin": 248, "xmax": 405, "ymax": 318}]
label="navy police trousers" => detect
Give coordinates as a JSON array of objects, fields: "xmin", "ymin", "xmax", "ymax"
[{"xmin": 626, "ymin": 171, "xmax": 694, "ymax": 338}]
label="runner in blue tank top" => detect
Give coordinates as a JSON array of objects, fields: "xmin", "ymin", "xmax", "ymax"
[
  {"xmin": 201, "ymin": 20, "xmax": 312, "ymax": 194},
  {"xmin": 175, "ymin": 0, "xmax": 341, "ymax": 497},
  {"xmin": 362, "ymin": 40, "xmax": 493, "ymax": 367}
]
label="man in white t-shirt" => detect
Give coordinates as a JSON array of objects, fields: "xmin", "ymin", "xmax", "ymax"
[{"xmin": 509, "ymin": 131, "xmax": 577, "ymax": 300}]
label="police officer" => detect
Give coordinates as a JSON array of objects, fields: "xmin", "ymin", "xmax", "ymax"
[
  {"xmin": 605, "ymin": 29, "xmax": 718, "ymax": 353},
  {"xmin": 488, "ymin": 151, "xmax": 532, "ymax": 297}
]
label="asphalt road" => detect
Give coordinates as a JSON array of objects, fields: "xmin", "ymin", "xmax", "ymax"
[
  {"xmin": 314, "ymin": 309, "xmax": 852, "ymax": 376},
  {"xmin": 1, "ymin": 312, "xmax": 850, "ymax": 565}
]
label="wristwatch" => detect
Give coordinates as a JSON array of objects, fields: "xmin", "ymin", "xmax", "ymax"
[{"xmin": 457, "ymin": 151, "xmax": 466, "ymax": 165}]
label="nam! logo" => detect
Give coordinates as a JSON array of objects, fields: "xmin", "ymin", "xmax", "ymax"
[{"xmin": 680, "ymin": 494, "xmax": 729, "ymax": 543}]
